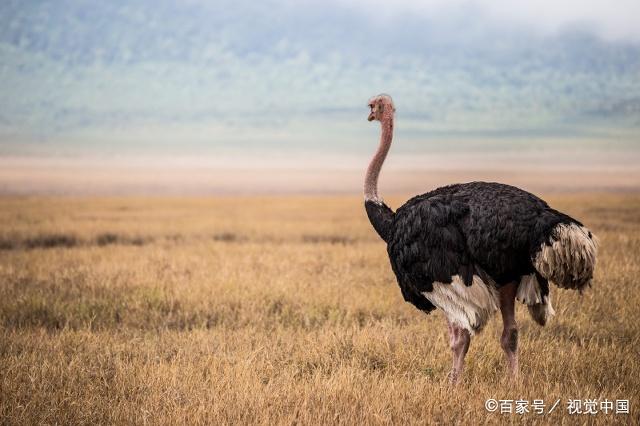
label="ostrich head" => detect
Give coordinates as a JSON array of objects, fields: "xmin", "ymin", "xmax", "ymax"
[{"xmin": 367, "ymin": 94, "xmax": 395, "ymax": 122}]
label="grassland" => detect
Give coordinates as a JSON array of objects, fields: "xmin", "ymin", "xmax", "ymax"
[{"xmin": 0, "ymin": 194, "xmax": 639, "ymax": 425}]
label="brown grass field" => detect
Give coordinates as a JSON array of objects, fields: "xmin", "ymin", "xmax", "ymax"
[{"xmin": 0, "ymin": 193, "xmax": 639, "ymax": 424}]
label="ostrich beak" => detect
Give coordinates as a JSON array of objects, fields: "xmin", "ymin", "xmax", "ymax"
[{"xmin": 367, "ymin": 112, "xmax": 375, "ymax": 121}]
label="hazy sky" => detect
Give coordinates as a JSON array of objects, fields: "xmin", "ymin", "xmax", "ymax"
[{"xmin": 1, "ymin": 0, "xmax": 639, "ymax": 164}]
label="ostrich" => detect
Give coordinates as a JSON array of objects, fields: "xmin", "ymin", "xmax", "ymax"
[{"xmin": 364, "ymin": 94, "xmax": 598, "ymax": 383}]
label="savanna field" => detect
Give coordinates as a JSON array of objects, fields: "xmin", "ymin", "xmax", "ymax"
[{"xmin": 0, "ymin": 194, "xmax": 638, "ymax": 425}]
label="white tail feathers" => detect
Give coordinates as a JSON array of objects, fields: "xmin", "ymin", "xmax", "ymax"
[
  {"xmin": 516, "ymin": 273, "xmax": 555, "ymax": 326},
  {"xmin": 533, "ymin": 223, "xmax": 598, "ymax": 291},
  {"xmin": 516, "ymin": 274, "xmax": 544, "ymax": 305}
]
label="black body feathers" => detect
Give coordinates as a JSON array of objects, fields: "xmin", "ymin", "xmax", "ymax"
[
  {"xmin": 365, "ymin": 181, "xmax": 585, "ymax": 313},
  {"xmin": 365, "ymin": 200, "xmax": 394, "ymax": 243}
]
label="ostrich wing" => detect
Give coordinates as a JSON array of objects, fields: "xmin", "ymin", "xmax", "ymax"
[{"xmin": 387, "ymin": 195, "xmax": 476, "ymax": 313}]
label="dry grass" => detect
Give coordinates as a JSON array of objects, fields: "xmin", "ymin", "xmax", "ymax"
[{"xmin": 0, "ymin": 194, "xmax": 638, "ymax": 425}]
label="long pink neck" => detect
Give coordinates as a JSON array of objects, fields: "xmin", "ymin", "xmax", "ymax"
[{"xmin": 364, "ymin": 115, "xmax": 394, "ymax": 203}]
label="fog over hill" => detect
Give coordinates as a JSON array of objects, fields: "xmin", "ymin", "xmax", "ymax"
[{"xmin": 0, "ymin": 0, "xmax": 638, "ymax": 193}]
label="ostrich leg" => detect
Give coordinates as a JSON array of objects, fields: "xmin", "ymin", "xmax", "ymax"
[
  {"xmin": 499, "ymin": 283, "xmax": 519, "ymax": 379},
  {"xmin": 447, "ymin": 319, "xmax": 471, "ymax": 384}
]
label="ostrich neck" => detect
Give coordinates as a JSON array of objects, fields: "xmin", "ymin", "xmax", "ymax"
[{"xmin": 364, "ymin": 116, "xmax": 394, "ymax": 203}]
